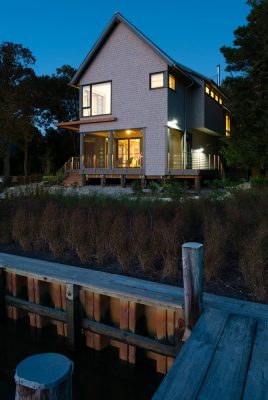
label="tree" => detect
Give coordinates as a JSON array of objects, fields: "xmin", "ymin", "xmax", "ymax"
[
  {"xmin": 0, "ymin": 42, "xmax": 36, "ymax": 177},
  {"xmin": 35, "ymin": 65, "xmax": 79, "ymax": 172},
  {"xmin": 220, "ymin": 0, "xmax": 268, "ymax": 171}
]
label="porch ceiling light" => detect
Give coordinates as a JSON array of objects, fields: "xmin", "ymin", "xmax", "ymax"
[
  {"xmin": 196, "ymin": 147, "xmax": 204, "ymax": 153},
  {"xmin": 126, "ymin": 130, "xmax": 131, "ymax": 134}
]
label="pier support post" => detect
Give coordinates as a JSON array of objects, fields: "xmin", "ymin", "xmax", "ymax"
[
  {"xmin": 66, "ymin": 283, "xmax": 80, "ymax": 349},
  {"xmin": 194, "ymin": 176, "xmax": 201, "ymax": 194},
  {"xmin": 182, "ymin": 242, "xmax": 204, "ymax": 341},
  {"xmin": 120, "ymin": 174, "xmax": 126, "ymax": 188},
  {"xmin": 100, "ymin": 174, "xmax": 106, "ymax": 187}
]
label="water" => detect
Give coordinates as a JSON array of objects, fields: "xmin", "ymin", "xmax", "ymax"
[{"xmin": 0, "ymin": 318, "xmax": 163, "ymax": 399}]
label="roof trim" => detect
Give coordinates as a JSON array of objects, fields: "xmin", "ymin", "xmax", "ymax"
[{"xmin": 70, "ymin": 12, "xmax": 197, "ymax": 86}]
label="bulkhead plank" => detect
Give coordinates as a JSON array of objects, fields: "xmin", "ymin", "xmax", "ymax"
[
  {"xmin": 152, "ymin": 308, "xmax": 228, "ymax": 400},
  {"xmin": 243, "ymin": 321, "xmax": 268, "ymax": 400},
  {"xmin": 197, "ymin": 314, "xmax": 256, "ymax": 400}
]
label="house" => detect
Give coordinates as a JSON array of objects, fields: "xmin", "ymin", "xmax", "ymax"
[{"xmin": 57, "ymin": 12, "xmax": 230, "ymax": 188}]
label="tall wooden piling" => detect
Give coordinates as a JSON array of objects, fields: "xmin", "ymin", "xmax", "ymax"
[
  {"xmin": 66, "ymin": 283, "xmax": 79, "ymax": 349},
  {"xmin": 182, "ymin": 242, "xmax": 204, "ymax": 341}
]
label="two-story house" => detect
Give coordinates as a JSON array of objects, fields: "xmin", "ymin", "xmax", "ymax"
[{"xmin": 57, "ymin": 12, "xmax": 230, "ymax": 187}]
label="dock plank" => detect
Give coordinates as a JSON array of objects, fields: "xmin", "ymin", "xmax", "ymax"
[
  {"xmin": 152, "ymin": 308, "xmax": 228, "ymax": 400},
  {"xmin": 197, "ymin": 314, "xmax": 256, "ymax": 400},
  {"xmin": 243, "ymin": 321, "xmax": 268, "ymax": 400},
  {"xmin": 1, "ymin": 253, "xmax": 268, "ymax": 322}
]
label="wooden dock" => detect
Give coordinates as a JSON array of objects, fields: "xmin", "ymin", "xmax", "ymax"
[
  {"xmin": 1, "ymin": 251, "xmax": 268, "ymax": 398},
  {"xmin": 153, "ymin": 307, "xmax": 268, "ymax": 400}
]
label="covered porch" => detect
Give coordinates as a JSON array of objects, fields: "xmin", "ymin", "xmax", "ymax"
[{"xmin": 81, "ymin": 129, "xmax": 143, "ymax": 174}]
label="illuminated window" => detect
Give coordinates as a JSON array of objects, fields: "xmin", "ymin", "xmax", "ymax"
[
  {"xmin": 205, "ymin": 85, "xmax": 210, "ymax": 94},
  {"xmin": 169, "ymin": 74, "xmax": 176, "ymax": 90},
  {"xmin": 215, "ymin": 94, "xmax": 219, "ymax": 102},
  {"xmin": 81, "ymin": 82, "xmax": 111, "ymax": 117},
  {"xmin": 226, "ymin": 115, "xmax": 231, "ymax": 137},
  {"xmin": 150, "ymin": 72, "xmax": 164, "ymax": 89},
  {"xmin": 210, "ymin": 90, "xmax": 215, "ymax": 99},
  {"xmin": 219, "ymin": 98, "xmax": 223, "ymax": 105}
]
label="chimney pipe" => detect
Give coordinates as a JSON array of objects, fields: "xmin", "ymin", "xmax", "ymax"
[{"xmin": 217, "ymin": 64, "xmax": 221, "ymax": 86}]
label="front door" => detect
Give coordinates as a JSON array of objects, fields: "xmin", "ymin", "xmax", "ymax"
[{"xmin": 116, "ymin": 138, "xmax": 141, "ymax": 167}]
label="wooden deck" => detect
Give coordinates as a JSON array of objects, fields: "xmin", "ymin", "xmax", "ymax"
[
  {"xmin": 153, "ymin": 307, "xmax": 268, "ymax": 400},
  {"xmin": 1, "ymin": 253, "xmax": 268, "ymax": 321}
]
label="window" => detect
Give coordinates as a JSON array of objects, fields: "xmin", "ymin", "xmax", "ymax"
[
  {"xmin": 205, "ymin": 84, "xmax": 224, "ymax": 107},
  {"xmin": 81, "ymin": 81, "xmax": 111, "ymax": 117},
  {"xmin": 215, "ymin": 94, "xmax": 219, "ymax": 102},
  {"xmin": 226, "ymin": 115, "xmax": 231, "ymax": 137},
  {"xmin": 205, "ymin": 85, "xmax": 210, "ymax": 94},
  {"xmin": 150, "ymin": 72, "xmax": 164, "ymax": 89},
  {"xmin": 169, "ymin": 74, "xmax": 176, "ymax": 90},
  {"xmin": 210, "ymin": 90, "xmax": 215, "ymax": 99},
  {"xmin": 219, "ymin": 98, "xmax": 223, "ymax": 105}
]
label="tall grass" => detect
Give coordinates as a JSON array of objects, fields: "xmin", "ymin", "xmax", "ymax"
[{"xmin": 1, "ymin": 187, "xmax": 268, "ymax": 301}]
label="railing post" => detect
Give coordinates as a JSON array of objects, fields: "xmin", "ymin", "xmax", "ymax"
[
  {"xmin": 182, "ymin": 242, "xmax": 204, "ymax": 341},
  {"xmin": 66, "ymin": 283, "xmax": 79, "ymax": 349}
]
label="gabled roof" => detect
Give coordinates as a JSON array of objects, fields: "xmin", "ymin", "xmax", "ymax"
[{"xmin": 70, "ymin": 12, "xmax": 224, "ymax": 95}]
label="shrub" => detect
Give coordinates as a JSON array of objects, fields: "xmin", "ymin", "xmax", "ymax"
[
  {"xmin": 66, "ymin": 207, "xmax": 96, "ymax": 264},
  {"xmin": 239, "ymin": 225, "xmax": 268, "ymax": 301},
  {"xmin": 40, "ymin": 202, "xmax": 66, "ymax": 257},
  {"xmin": 131, "ymin": 180, "xmax": 142, "ymax": 194},
  {"xmin": 148, "ymin": 181, "xmax": 161, "ymax": 193},
  {"xmin": 203, "ymin": 211, "xmax": 227, "ymax": 281},
  {"xmin": 131, "ymin": 213, "xmax": 156, "ymax": 273},
  {"xmin": 109, "ymin": 213, "xmax": 134, "ymax": 272},
  {"xmin": 12, "ymin": 202, "xmax": 43, "ymax": 251}
]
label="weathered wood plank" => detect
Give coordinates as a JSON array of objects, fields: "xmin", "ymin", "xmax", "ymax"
[
  {"xmin": 1, "ymin": 253, "xmax": 268, "ymax": 322},
  {"xmin": 152, "ymin": 308, "xmax": 228, "ymax": 400},
  {"xmin": 243, "ymin": 321, "xmax": 268, "ymax": 400},
  {"xmin": 128, "ymin": 301, "xmax": 137, "ymax": 364},
  {"xmin": 156, "ymin": 309, "xmax": 167, "ymax": 374},
  {"xmin": 81, "ymin": 318, "xmax": 176, "ymax": 357},
  {"xmin": 119, "ymin": 300, "xmax": 129, "ymax": 361},
  {"xmin": 65, "ymin": 283, "xmax": 80, "ymax": 349},
  {"xmin": 182, "ymin": 242, "xmax": 204, "ymax": 340},
  {"xmin": 5, "ymin": 295, "xmax": 66, "ymax": 321},
  {"xmin": 197, "ymin": 314, "xmax": 256, "ymax": 400}
]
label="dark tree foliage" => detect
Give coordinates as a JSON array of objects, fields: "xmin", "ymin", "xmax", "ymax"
[
  {"xmin": 0, "ymin": 40, "xmax": 78, "ymax": 176},
  {"xmin": 0, "ymin": 42, "xmax": 36, "ymax": 176},
  {"xmin": 220, "ymin": 0, "xmax": 268, "ymax": 169}
]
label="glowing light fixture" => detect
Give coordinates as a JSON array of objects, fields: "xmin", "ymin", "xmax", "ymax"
[
  {"xmin": 167, "ymin": 119, "xmax": 180, "ymax": 130},
  {"xmin": 126, "ymin": 130, "xmax": 131, "ymax": 134}
]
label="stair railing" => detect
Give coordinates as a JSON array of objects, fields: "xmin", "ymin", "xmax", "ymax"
[{"xmin": 56, "ymin": 157, "xmax": 80, "ymax": 185}]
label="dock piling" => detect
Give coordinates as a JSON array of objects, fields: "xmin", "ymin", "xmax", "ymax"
[{"xmin": 182, "ymin": 242, "xmax": 204, "ymax": 341}]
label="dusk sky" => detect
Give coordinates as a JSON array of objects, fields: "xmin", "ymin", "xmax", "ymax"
[{"xmin": 1, "ymin": 0, "xmax": 250, "ymax": 81}]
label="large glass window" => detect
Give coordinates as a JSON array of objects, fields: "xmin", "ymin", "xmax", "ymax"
[
  {"xmin": 81, "ymin": 82, "xmax": 111, "ymax": 117},
  {"xmin": 226, "ymin": 115, "xmax": 231, "ymax": 137},
  {"xmin": 150, "ymin": 72, "xmax": 164, "ymax": 89}
]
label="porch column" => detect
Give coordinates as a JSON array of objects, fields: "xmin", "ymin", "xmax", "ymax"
[
  {"xmin": 80, "ymin": 133, "xmax": 84, "ymax": 169},
  {"xmin": 109, "ymin": 131, "xmax": 113, "ymax": 170}
]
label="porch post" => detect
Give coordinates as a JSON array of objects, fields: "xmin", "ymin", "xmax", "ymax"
[
  {"xmin": 109, "ymin": 131, "xmax": 113, "ymax": 170},
  {"xmin": 80, "ymin": 133, "xmax": 84, "ymax": 169}
]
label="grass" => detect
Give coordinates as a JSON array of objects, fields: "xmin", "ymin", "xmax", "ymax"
[{"xmin": 0, "ymin": 185, "xmax": 268, "ymax": 301}]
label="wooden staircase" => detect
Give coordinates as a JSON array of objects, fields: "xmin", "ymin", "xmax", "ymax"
[
  {"xmin": 62, "ymin": 170, "xmax": 84, "ymax": 187},
  {"xmin": 56, "ymin": 157, "xmax": 83, "ymax": 187}
]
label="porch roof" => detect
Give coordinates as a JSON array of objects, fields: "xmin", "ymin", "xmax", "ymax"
[{"xmin": 56, "ymin": 115, "xmax": 117, "ymax": 131}]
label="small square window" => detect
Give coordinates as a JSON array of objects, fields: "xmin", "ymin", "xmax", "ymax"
[
  {"xmin": 150, "ymin": 72, "xmax": 164, "ymax": 89},
  {"xmin": 210, "ymin": 90, "xmax": 215, "ymax": 99},
  {"xmin": 169, "ymin": 74, "xmax": 176, "ymax": 90},
  {"xmin": 219, "ymin": 98, "xmax": 223, "ymax": 105},
  {"xmin": 205, "ymin": 85, "xmax": 210, "ymax": 94},
  {"xmin": 215, "ymin": 94, "xmax": 219, "ymax": 102}
]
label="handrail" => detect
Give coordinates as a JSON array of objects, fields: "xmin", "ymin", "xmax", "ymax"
[{"xmin": 56, "ymin": 157, "xmax": 80, "ymax": 184}]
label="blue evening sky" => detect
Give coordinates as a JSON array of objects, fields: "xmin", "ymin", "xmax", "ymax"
[{"xmin": 1, "ymin": 0, "xmax": 250, "ymax": 81}]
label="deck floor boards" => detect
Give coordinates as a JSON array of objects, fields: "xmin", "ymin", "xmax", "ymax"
[{"xmin": 153, "ymin": 310, "xmax": 268, "ymax": 400}]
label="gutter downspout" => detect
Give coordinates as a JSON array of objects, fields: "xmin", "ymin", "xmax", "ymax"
[{"xmin": 183, "ymin": 81, "xmax": 195, "ymax": 169}]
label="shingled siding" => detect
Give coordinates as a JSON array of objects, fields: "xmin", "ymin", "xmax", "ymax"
[{"xmin": 79, "ymin": 22, "xmax": 168, "ymax": 176}]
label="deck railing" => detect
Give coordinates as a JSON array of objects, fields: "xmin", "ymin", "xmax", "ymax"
[
  {"xmin": 56, "ymin": 157, "xmax": 80, "ymax": 183},
  {"xmin": 168, "ymin": 152, "xmax": 222, "ymax": 171}
]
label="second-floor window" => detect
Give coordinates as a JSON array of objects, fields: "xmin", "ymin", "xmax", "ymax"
[
  {"xmin": 82, "ymin": 81, "xmax": 111, "ymax": 117},
  {"xmin": 150, "ymin": 72, "xmax": 164, "ymax": 89}
]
